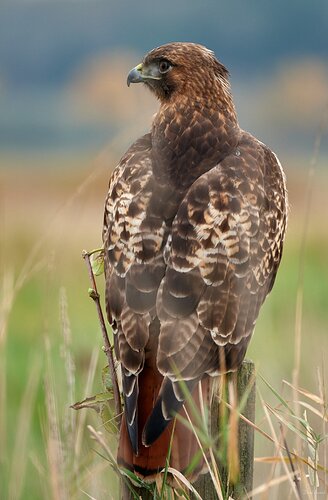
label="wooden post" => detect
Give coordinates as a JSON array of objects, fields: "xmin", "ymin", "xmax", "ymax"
[
  {"xmin": 123, "ymin": 360, "xmax": 256, "ymax": 499},
  {"xmin": 193, "ymin": 359, "xmax": 256, "ymax": 499},
  {"xmin": 234, "ymin": 359, "xmax": 256, "ymax": 497}
]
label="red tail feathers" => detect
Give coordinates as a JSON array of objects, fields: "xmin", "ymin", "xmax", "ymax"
[{"xmin": 117, "ymin": 364, "xmax": 212, "ymax": 483}]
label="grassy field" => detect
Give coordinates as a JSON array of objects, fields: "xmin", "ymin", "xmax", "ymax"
[{"xmin": 1, "ymin": 150, "xmax": 328, "ymax": 499}]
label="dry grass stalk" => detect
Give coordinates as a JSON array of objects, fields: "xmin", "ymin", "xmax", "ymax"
[
  {"xmin": 280, "ymin": 423, "xmax": 302, "ymax": 499},
  {"xmin": 44, "ymin": 337, "xmax": 68, "ymax": 500},
  {"xmin": 59, "ymin": 287, "xmax": 76, "ymax": 453},
  {"xmin": 317, "ymin": 367, "xmax": 328, "ymax": 497},
  {"xmin": 248, "ymin": 472, "xmax": 296, "ymax": 498},
  {"xmin": 183, "ymin": 406, "xmax": 224, "ymax": 500},
  {"xmin": 73, "ymin": 348, "xmax": 99, "ymax": 472},
  {"xmin": 292, "ymin": 102, "xmax": 328, "ymax": 445},
  {"xmin": 8, "ymin": 357, "xmax": 41, "ymax": 500},
  {"xmin": 0, "ymin": 271, "xmax": 14, "ymax": 469},
  {"xmin": 166, "ymin": 467, "xmax": 202, "ymax": 499},
  {"xmin": 260, "ymin": 392, "xmax": 301, "ymax": 499},
  {"xmin": 0, "ymin": 270, "xmax": 15, "ymax": 344}
]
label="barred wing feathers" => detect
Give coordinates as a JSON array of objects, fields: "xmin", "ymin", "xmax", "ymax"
[
  {"xmin": 103, "ymin": 134, "xmax": 167, "ymax": 453},
  {"xmin": 104, "ymin": 131, "xmax": 287, "ymax": 457},
  {"xmin": 157, "ymin": 134, "xmax": 287, "ymax": 378}
]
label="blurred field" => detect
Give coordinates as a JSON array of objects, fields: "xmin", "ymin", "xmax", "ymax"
[
  {"xmin": 1, "ymin": 144, "xmax": 328, "ymax": 498},
  {"xmin": 0, "ymin": 0, "xmax": 327, "ymax": 495}
]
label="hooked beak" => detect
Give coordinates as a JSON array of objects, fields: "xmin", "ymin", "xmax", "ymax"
[
  {"xmin": 127, "ymin": 62, "xmax": 162, "ymax": 87},
  {"xmin": 127, "ymin": 63, "xmax": 144, "ymax": 86}
]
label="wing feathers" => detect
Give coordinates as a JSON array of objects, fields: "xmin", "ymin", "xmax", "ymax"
[
  {"xmin": 197, "ymin": 281, "xmax": 229, "ymax": 332},
  {"xmin": 104, "ymin": 129, "xmax": 287, "ymax": 472},
  {"xmin": 142, "ymin": 378, "xmax": 196, "ymax": 447},
  {"xmin": 122, "ymin": 371, "xmax": 139, "ymax": 454},
  {"xmin": 160, "ymin": 267, "xmax": 205, "ymax": 318},
  {"xmin": 120, "ymin": 305, "xmax": 150, "ymax": 351}
]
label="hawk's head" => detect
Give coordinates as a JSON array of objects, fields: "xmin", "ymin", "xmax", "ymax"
[{"xmin": 127, "ymin": 42, "xmax": 230, "ymax": 102}]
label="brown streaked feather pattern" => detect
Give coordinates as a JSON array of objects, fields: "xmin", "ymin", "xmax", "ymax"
[{"xmin": 103, "ymin": 42, "xmax": 287, "ymax": 482}]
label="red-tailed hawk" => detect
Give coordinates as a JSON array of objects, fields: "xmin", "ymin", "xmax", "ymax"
[{"xmin": 103, "ymin": 42, "xmax": 287, "ymax": 482}]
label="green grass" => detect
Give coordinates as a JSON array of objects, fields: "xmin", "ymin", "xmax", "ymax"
[{"xmin": 1, "ymin": 158, "xmax": 328, "ymax": 499}]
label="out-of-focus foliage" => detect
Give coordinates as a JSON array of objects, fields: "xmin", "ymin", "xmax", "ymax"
[
  {"xmin": 1, "ymin": 154, "xmax": 328, "ymax": 497},
  {"xmin": 0, "ymin": 0, "xmax": 327, "ymax": 156}
]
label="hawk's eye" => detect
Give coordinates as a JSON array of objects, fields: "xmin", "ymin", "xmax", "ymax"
[{"xmin": 158, "ymin": 60, "xmax": 171, "ymax": 74}]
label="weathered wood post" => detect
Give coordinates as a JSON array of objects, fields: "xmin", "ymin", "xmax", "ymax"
[
  {"xmin": 123, "ymin": 360, "xmax": 256, "ymax": 499},
  {"xmin": 193, "ymin": 359, "xmax": 256, "ymax": 499}
]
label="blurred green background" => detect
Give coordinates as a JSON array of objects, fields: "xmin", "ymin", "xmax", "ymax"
[{"xmin": 1, "ymin": 1, "xmax": 328, "ymax": 498}]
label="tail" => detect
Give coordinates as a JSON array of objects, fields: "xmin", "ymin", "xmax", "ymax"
[{"xmin": 117, "ymin": 365, "xmax": 213, "ymax": 483}]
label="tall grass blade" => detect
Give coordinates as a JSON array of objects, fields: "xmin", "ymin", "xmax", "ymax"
[
  {"xmin": 74, "ymin": 348, "xmax": 99, "ymax": 472},
  {"xmin": 59, "ymin": 287, "xmax": 76, "ymax": 457},
  {"xmin": 44, "ymin": 337, "xmax": 68, "ymax": 500},
  {"xmin": 292, "ymin": 101, "xmax": 328, "ymax": 452},
  {"xmin": 8, "ymin": 356, "xmax": 41, "ymax": 500}
]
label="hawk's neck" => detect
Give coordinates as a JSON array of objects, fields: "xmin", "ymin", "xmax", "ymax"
[{"xmin": 151, "ymin": 91, "xmax": 239, "ymax": 189}]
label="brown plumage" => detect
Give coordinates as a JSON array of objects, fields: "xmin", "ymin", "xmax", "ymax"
[{"xmin": 103, "ymin": 42, "xmax": 287, "ymax": 483}]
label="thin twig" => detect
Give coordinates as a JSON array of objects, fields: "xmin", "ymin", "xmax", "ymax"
[
  {"xmin": 280, "ymin": 423, "xmax": 302, "ymax": 500},
  {"xmin": 82, "ymin": 250, "xmax": 122, "ymax": 425}
]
